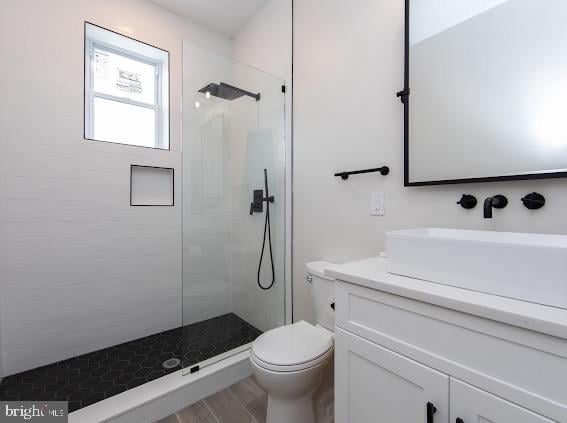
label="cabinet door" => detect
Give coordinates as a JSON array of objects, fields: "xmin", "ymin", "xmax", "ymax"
[
  {"xmin": 450, "ymin": 378, "xmax": 554, "ymax": 423},
  {"xmin": 335, "ymin": 328, "xmax": 449, "ymax": 423}
]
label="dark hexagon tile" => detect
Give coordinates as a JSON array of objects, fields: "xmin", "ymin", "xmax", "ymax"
[
  {"xmin": 0, "ymin": 313, "xmax": 262, "ymax": 412},
  {"xmin": 76, "ymin": 363, "xmax": 99, "ymax": 374},
  {"xmin": 32, "ymin": 376, "xmax": 57, "ymax": 388},
  {"xmin": 123, "ymin": 363, "xmax": 141, "ymax": 374},
  {"xmin": 6, "ymin": 383, "xmax": 34, "ymax": 396},
  {"xmin": 56, "ymin": 383, "xmax": 80, "ymax": 396},
  {"xmin": 22, "ymin": 388, "xmax": 46, "ymax": 399},
  {"xmin": 44, "ymin": 366, "xmax": 70, "ymax": 378},
  {"xmin": 147, "ymin": 370, "xmax": 165, "ymax": 381},
  {"xmin": 68, "ymin": 401, "xmax": 82, "ymax": 413},
  {"xmin": 100, "ymin": 357, "xmax": 118, "ymax": 367},
  {"xmin": 80, "ymin": 377, "xmax": 102, "ymax": 389},
  {"xmin": 0, "ymin": 378, "xmax": 21, "ymax": 391},
  {"xmin": 114, "ymin": 374, "xmax": 133, "ymax": 385},
  {"xmin": 69, "ymin": 388, "xmax": 94, "ymax": 402},
  {"xmin": 128, "ymin": 355, "xmax": 146, "ymax": 365},
  {"xmin": 140, "ymin": 358, "xmax": 157, "ymax": 368},
  {"xmin": 56, "ymin": 368, "xmax": 79, "ymax": 379},
  {"xmin": 43, "ymin": 380, "xmax": 68, "ymax": 394},
  {"xmin": 112, "ymin": 360, "xmax": 130, "ymax": 370},
  {"xmin": 68, "ymin": 359, "xmax": 89, "ymax": 369},
  {"xmin": 89, "ymin": 367, "xmax": 109, "ymax": 377},
  {"xmin": 105, "ymin": 384, "xmax": 127, "ymax": 397},
  {"xmin": 126, "ymin": 378, "xmax": 146, "ymax": 390},
  {"xmin": 133, "ymin": 367, "xmax": 152, "ymax": 379},
  {"xmin": 36, "ymin": 391, "xmax": 58, "ymax": 401},
  {"xmin": 101, "ymin": 370, "xmax": 122, "ymax": 381},
  {"xmin": 67, "ymin": 373, "xmax": 86, "ymax": 385},
  {"xmin": 92, "ymin": 380, "xmax": 114, "ymax": 393},
  {"xmin": 83, "ymin": 391, "xmax": 105, "ymax": 406}
]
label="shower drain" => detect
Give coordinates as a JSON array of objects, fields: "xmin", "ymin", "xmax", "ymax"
[{"xmin": 162, "ymin": 358, "xmax": 181, "ymax": 369}]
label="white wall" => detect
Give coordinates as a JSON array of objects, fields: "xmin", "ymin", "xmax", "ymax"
[
  {"xmin": 233, "ymin": 0, "xmax": 293, "ymax": 324},
  {"xmin": 293, "ymin": 0, "xmax": 567, "ymax": 323},
  {"xmin": 0, "ymin": 0, "xmax": 231, "ymax": 376},
  {"xmin": 233, "ymin": 0, "xmax": 293, "ymax": 81}
]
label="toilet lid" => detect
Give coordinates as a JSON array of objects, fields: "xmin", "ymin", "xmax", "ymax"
[{"xmin": 252, "ymin": 321, "xmax": 333, "ymax": 368}]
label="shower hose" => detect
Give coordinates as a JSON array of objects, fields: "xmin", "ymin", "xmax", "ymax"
[{"xmin": 258, "ymin": 169, "xmax": 275, "ymax": 290}]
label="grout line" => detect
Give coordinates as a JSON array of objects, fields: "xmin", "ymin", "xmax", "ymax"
[
  {"xmin": 202, "ymin": 399, "xmax": 221, "ymax": 423},
  {"xmin": 227, "ymin": 387, "xmax": 258, "ymax": 423}
]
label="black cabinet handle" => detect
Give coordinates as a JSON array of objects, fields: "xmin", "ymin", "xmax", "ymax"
[
  {"xmin": 456, "ymin": 419, "xmax": 464, "ymax": 423},
  {"xmin": 426, "ymin": 402, "xmax": 437, "ymax": 423}
]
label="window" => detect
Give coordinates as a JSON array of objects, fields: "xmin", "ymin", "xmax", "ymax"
[{"xmin": 84, "ymin": 23, "xmax": 169, "ymax": 149}]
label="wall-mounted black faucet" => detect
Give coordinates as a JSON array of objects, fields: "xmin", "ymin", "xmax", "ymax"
[{"xmin": 484, "ymin": 195, "xmax": 508, "ymax": 218}]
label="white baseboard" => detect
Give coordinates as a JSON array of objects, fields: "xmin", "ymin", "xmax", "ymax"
[{"xmin": 69, "ymin": 350, "xmax": 252, "ymax": 423}]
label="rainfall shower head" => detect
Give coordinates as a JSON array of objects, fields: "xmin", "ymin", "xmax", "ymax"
[{"xmin": 198, "ymin": 82, "xmax": 261, "ymax": 102}]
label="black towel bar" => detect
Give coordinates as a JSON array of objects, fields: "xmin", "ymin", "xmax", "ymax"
[{"xmin": 334, "ymin": 166, "xmax": 390, "ymax": 180}]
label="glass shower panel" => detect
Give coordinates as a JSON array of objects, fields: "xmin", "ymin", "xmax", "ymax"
[{"xmin": 181, "ymin": 41, "xmax": 286, "ymax": 374}]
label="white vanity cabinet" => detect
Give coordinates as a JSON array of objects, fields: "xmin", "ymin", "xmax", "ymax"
[
  {"xmin": 335, "ymin": 328, "xmax": 449, "ymax": 423},
  {"xmin": 330, "ymin": 258, "xmax": 567, "ymax": 423},
  {"xmin": 336, "ymin": 327, "xmax": 555, "ymax": 423},
  {"xmin": 450, "ymin": 378, "xmax": 554, "ymax": 423}
]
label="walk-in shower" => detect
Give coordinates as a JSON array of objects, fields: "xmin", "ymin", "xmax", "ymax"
[
  {"xmin": 181, "ymin": 40, "xmax": 286, "ymax": 375},
  {"xmin": 0, "ymin": 41, "xmax": 286, "ymax": 413}
]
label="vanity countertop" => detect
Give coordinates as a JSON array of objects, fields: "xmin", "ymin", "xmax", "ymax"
[{"xmin": 326, "ymin": 257, "xmax": 567, "ymax": 340}]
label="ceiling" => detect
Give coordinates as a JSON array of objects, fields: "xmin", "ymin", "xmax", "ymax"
[{"xmin": 149, "ymin": 0, "xmax": 270, "ymax": 38}]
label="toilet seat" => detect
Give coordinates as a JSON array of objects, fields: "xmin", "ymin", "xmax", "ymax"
[{"xmin": 251, "ymin": 321, "xmax": 334, "ymax": 372}]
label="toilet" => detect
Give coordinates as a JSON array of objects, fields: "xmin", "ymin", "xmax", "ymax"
[{"xmin": 250, "ymin": 261, "xmax": 335, "ymax": 423}]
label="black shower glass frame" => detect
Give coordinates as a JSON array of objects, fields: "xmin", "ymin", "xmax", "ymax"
[{"xmin": 400, "ymin": 0, "xmax": 567, "ymax": 187}]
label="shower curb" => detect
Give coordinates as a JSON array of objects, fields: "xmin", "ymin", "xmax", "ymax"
[{"xmin": 69, "ymin": 349, "xmax": 252, "ymax": 423}]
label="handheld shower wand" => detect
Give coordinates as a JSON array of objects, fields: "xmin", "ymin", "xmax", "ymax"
[{"xmin": 250, "ymin": 169, "xmax": 275, "ymax": 290}]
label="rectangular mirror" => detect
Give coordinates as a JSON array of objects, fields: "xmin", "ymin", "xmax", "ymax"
[{"xmin": 403, "ymin": 0, "xmax": 567, "ymax": 186}]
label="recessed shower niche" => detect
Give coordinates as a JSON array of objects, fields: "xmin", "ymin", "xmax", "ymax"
[{"xmin": 130, "ymin": 165, "xmax": 174, "ymax": 206}]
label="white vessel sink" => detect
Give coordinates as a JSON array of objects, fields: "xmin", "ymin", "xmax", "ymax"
[{"xmin": 386, "ymin": 228, "xmax": 567, "ymax": 309}]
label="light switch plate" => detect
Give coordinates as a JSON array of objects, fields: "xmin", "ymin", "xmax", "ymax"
[{"xmin": 370, "ymin": 192, "xmax": 384, "ymax": 216}]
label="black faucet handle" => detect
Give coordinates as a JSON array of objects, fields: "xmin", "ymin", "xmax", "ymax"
[
  {"xmin": 521, "ymin": 192, "xmax": 545, "ymax": 210},
  {"xmin": 457, "ymin": 194, "xmax": 477, "ymax": 209},
  {"xmin": 492, "ymin": 195, "xmax": 508, "ymax": 209}
]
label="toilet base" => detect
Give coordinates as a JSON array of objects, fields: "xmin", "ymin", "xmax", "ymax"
[
  {"xmin": 251, "ymin": 353, "xmax": 332, "ymax": 423},
  {"xmin": 266, "ymin": 393, "xmax": 315, "ymax": 423}
]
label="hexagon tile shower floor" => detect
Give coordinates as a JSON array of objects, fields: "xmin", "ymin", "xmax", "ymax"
[{"xmin": 0, "ymin": 313, "xmax": 262, "ymax": 412}]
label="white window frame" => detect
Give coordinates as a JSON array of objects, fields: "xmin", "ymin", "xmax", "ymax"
[{"xmin": 84, "ymin": 26, "xmax": 168, "ymax": 150}]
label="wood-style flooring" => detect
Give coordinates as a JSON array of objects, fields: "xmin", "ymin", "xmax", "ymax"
[{"xmin": 157, "ymin": 366, "xmax": 334, "ymax": 423}]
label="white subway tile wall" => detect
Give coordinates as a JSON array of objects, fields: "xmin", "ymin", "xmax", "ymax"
[{"xmin": 0, "ymin": 0, "xmax": 231, "ymax": 376}]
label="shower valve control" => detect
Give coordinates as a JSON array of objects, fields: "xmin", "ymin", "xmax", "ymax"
[
  {"xmin": 250, "ymin": 190, "xmax": 265, "ymax": 215},
  {"xmin": 249, "ymin": 189, "xmax": 275, "ymax": 215}
]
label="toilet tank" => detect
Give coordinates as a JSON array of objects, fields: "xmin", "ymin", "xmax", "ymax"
[{"xmin": 306, "ymin": 261, "xmax": 336, "ymax": 331}]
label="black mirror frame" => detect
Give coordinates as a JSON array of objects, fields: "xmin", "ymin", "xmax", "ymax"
[{"xmin": 400, "ymin": 0, "xmax": 567, "ymax": 187}]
